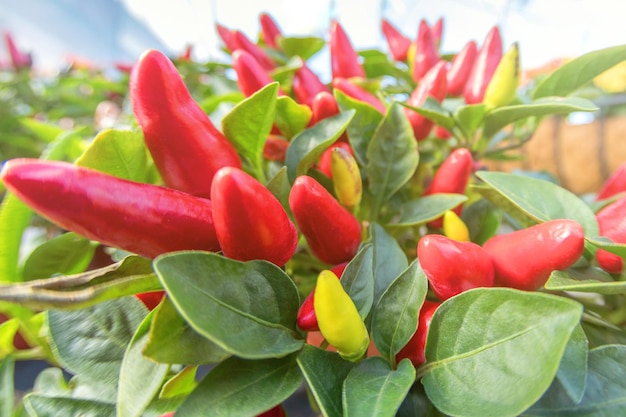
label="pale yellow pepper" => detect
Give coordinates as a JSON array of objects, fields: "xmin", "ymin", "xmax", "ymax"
[
  {"xmin": 442, "ymin": 210, "xmax": 470, "ymax": 242},
  {"xmin": 331, "ymin": 147, "xmax": 362, "ymax": 210}
]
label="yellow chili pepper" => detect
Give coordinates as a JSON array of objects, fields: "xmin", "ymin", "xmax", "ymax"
[
  {"xmin": 483, "ymin": 42, "xmax": 520, "ymax": 109},
  {"xmin": 314, "ymin": 270, "xmax": 369, "ymax": 361},
  {"xmin": 442, "ymin": 210, "xmax": 470, "ymax": 242},
  {"xmin": 331, "ymin": 147, "xmax": 362, "ymax": 210}
]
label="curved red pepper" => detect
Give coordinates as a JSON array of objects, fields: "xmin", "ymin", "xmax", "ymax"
[
  {"xmin": 595, "ymin": 195, "xmax": 626, "ymax": 273},
  {"xmin": 130, "ymin": 49, "xmax": 241, "ymax": 199},
  {"xmin": 329, "ymin": 20, "xmax": 365, "ymax": 80},
  {"xmin": 232, "ymin": 30, "xmax": 276, "ymax": 71},
  {"xmin": 483, "ymin": 219, "xmax": 585, "ymax": 291},
  {"xmin": 1, "ymin": 159, "xmax": 221, "ymax": 259},
  {"xmin": 216, "ymin": 24, "xmax": 239, "ymax": 53},
  {"xmin": 381, "ymin": 19, "xmax": 411, "ymax": 62},
  {"xmin": 211, "ymin": 167, "xmax": 297, "ymax": 266},
  {"xmin": 596, "ymin": 162, "xmax": 626, "ymax": 201},
  {"xmin": 395, "ymin": 300, "xmax": 440, "ymax": 367},
  {"xmin": 232, "ymin": 49, "xmax": 284, "ymax": 97},
  {"xmin": 417, "ymin": 235, "xmax": 494, "ymax": 300},
  {"xmin": 289, "ymin": 175, "xmax": 362, "ymax": 265},
  {"xmin": 296, "ymin": 262, "xmax": 348, "ymax": 331},
  {"xmin": 447, "ymin": 40, "xmax": 477, "ymax": 97},
  {"xmin": 259, "ymin": 13, "xmax": 282, "ymax": 49},
  {"xmin": 412, "ymin": 19, "xmax": 439, "ymax": 82},
  {"xmin": 293, "ymin": 62, "xmax": 330, "ymax": 108},
  {"xmin": 404, "ymin": 60, "xmax": 447, "ymax": 141},
  {"xmin": 463, "ymin": 26, "xmax": 502, "ymax": 104},
  {"xmin": 332, "ymin": 78, "xmax": 386, "ymax": 114}
]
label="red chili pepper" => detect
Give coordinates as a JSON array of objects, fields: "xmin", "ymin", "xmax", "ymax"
[
  {"xmin": 483, "ymin": 219, "xmax": 585, "ymax": 291},
  {"xmin": 178, "ymin": 44, "xmax": 193, "ymax": 61},
  {"xmin": 256, "ymin": 405, "xmax": 286, "ymax": 417},
  {"xmin": 263, "ymin": 135, "xmax": 290, "ymax": 162},
  {"xmin": 232, "ymin": 30, "xmax": 276, "ymax": 71},
  {"xmin": 332, "ymin": 78, "xmax": 386, "ymax": 114},
  {"xmin": 1, "ymin": 159, "xmax": 221, "ymax": 259},
  {"xmin": 296, "ymin": 262, "xmax": 348, "ymax": 332},
  {"xmin": 430, "ymin": 17, "xmax": 444, "ymax": 49},
  {"xmin": 309, "ymin": 91, "xmax": 349, "ymax": 141},
  {"xmin": 596, "ymin": 162, "xmax": 626, "ymax": 201},
  {"xmin": 259, "ymin": 13, "xmax": 282, "ymax": 49},
  {"xmin": 447, "ymin": 40, "xmax": 478, "ymax": 97},
  {"xmin": 412, "ymin": 19, "xmax": 439, "ymax": 82},
  {"xmin": 595, "ymin": 195, "xmax": 626, "ymax": 273},
  {"xmin": 293, "ymin": 62, "xmax": 330, "ymax": 108},
  {"xmin": 404, "ymin": 60, "xmax": 447, "ymax": 141},
  {"xmin": 136, "ymin": 291, "xmax": 166, "ymax": 311},
  {"xmin": 395, "ymin": 300, "xmax": 440, "ymax": 367},
  {"xmin": 4, "ymin": 32, "xmax": 32, "ymax": 70},
  {"xmin": 417, "ymin": 235, "xmax": 494, "ymax": 300},
  {"xmin": 232, "ymin": 49, "xmax": 285, "ymax": 97},
  {"xmin": 434, "ymin": 125, "xmax": 452, "ymax": 140},
  {"xmin": 211, "ymin": 167, "xmax": 298, "ymax": 266},
  {"xmin": 317, "ymin": 142, "xmax": 353, "ymax": 178},
  {"xmin": 329, "ymin": 20, "xmax": 365, "ymax": 80},
  {"xmin": 289, "ymin": 175, "xmax": 362, "ymax": 265},
  {"xmin": 216, "ymin": 24, "xmax": 239, "ymax": 52},
  {"xmin": 381, "ymin": 19, "xmax": 411, "ymax": 62},
  {"xmin": 463, "ymin": 25, "xmax": 503, "ymax": 105},
  {"xmin": 130, "ymin": 49, "xmax": 241, "ymax": 199}
]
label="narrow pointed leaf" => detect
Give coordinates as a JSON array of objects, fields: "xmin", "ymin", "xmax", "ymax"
[{"xmin": 341, "ymin": 243, "xmax": 375, "ymax": 319}]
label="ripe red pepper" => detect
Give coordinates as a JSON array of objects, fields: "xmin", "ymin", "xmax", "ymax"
[
  {"xmin": 430, "ymin": 17, "xmax": 444, "ymax": 49},
  {"xmin": 289, "ymin": 175, "xmax": 362, "ymax": 265},
  {"xmin": 434, "ymin": 125, "xmax": 452, "ymax": 140},
  {"xmin": 596, "ymin": 162, "xmax": 626, "ymax": 201},
  {"xmin": 211, "ymin": 167, "xmax": 297, "ymax": 266},
  {"xmin": 329, "ymin": 20, "xmax": 366, "ymax": 80},
  {"xmin": 404, "ymin": 60, "xmax": 447, "ymax": 141},
  {"xmin": 412, "ymin": 19, "xmax": 439, "ymax": 82},
  {"xmin": 256, "ymin": 405, "xmax": 286, "ymax": 417},
  {"xmin": 395, "ymin": 300, "xmax": 440, "ymax": 367},
  {"xmin": 1, "ymin": 159, "xmax": 221, "ymax": 259},
  {"xmin": 130, "ymin": 49, "xmax": 241, "ymax": 199},
  {"xmin": 232, "ymin": 49, "xmax": 285, "ymax": 97},
  {"xmin": 332, "ymin": 78, "xmax": 386, "ymax": 114},
  {"xmin": 216, "ymin": 24, "xmax": 239, "ymax": 52},
  {"xmin": 263, "ymin": 135, "xmax": 290, "ymax": 162},
  {"xmin": 595, "ymin": 195, "xmax": 626, "ymax": 273},
  {"xmin": 136, "ymin": 291, "xmax": 166, "ymax": 311},
  {"xmin": 296, "ymin": 262, "xmax": 348, "ymax": 331},
  {"xmin": 4, "ymin": 32, "xmax": 32, "ymax": 70},
  {"xmin": 417, "ymin": 235, "xmax": 494, "ymax": 300},
  {"xmin": 259, "ymin": 13, "xmax": 282, "ymax": 49},
  {"xmin": 381, "ymin": 19, "xmax": 411, "ymax": 62},
  {"xmin": 292, "ymin": 62, "xmax": 330, "ymax": 108},
  {"xmin": 447, "ymin": 40, "xmax": 478, "ymax": 97},
  {"xmin": 463, "ymin": 25, "xmax": 503, "ymax": 104},
  {"xmin": 483, "ymin": 219, "xmax": 585, "ymax": 291},
  {"xmin": 232, "ymin": 30, "xmax": 276, "ymax": 71},
  {"xmin": 311, "ymin": 91, "xmax": 340, "ymax": 125}
]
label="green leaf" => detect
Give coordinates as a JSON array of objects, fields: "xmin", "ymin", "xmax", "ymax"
[
  {"xmin": 297, "ymin": 344, "xmax": 356, "ymax": 417},
  {"xmin": 527, "ymin": 344, "xmax": 626, "ymax": 416},
  {"xmin": 371, "ymin": 260, "xmax": 428, "ymax": 364},
  {"xmin": 0, "ymin": 193, "xmax": 32, "ymax": 283},
  {"xmin": 461, "ymin": 198, "xmax": 502, "ymax": 246},
  {"xmin": 75, "ymin": 129, "xmax": 150, "ymax": 182},
  {"xmin": 475, "ymin": 171, "xmax": 599, "ymax": 235},
  {"xmin": 391, "ymin": 194, "xmax": 468, "ymax": 227},
  {"xmin": 0, "ymin": 319, "xmax": 19, "ymax": 357},
  {"xmin": 453, "ymin": 103, "xmax": 486, "ymax": 139},
  {"xmin": 421, "ymin": 288, "xmax": 583, "ymax": 417},
  {"xmin": 160, "ymin": 366, "xmax": 198, "ymax": 399},
  {"xmin": 586, "ymin": 236, "xmax": 626, "ymax": 257},
  {"xmin": 32, "ymin": 368, "xmax": 73, "ymax": 397},
  {"xmin": 0, "ymin": 355, "xmax": 14, "ymax": 417},
  {"xmin": 175, "ymin": 355, "xmax": 302, "ymax": 417},
  {"xmin": 544, "ymin": 269, "xmax": 626, "ymax": 294},
  {"xmin": 48, "ymin": 297, "xmax": 147, "ymax": 384},
  {"xmin": 279, "ymin": 36, "xmax": 325, "ymax": 60},
  {"xmin": 154, "ymin": 251, "xmax": 303, "ymax": 359},
  {"xmin": 21, "ymin": 232, "xmax": 97, "ymax": 281},
  {"xmin": 285, "ymin": 110, "xmax": 355, "ymax": 182},
  {"xmin": 265, "ymin": 166, "xmax": 291, "ymax": 209},
  {"xmin": 483, "ymin": 97, "xmax": 598, "ymax": 138},
  {"xmin": 343, "ymin": 357, "xmax": 416, "ymax": 417},
  {"xmin": 274, "ymin": 96, "xmax": 312, "ymax": 139},
  {"xmin": 117, "ymin": 310, "xmax": 169, "ymax": 417},
  {"xmin": 18, "ymin": 118, "xmax": 64, "ymax": 143},
  {"xmin": 341, "ymin": 243, "xmax": 375, "ymax": 320},
  {"xmin": 23, "ymin": 395, "xmax": 115, "ymax": 417},
  {"xmin": 366, "ymin": 102, "xmax": 419, "ymax": 217},
  {"xmin": 222, "ymin": 82, "xmax": 278, "ymax": 179},
  {"xmin": 335, "ymin": 89, "xmax": 385, "ymax": 167},
  {"xmin": 533, "ymin": 44, "xmax": 626, "ymax": 99},
  {"xmin": 400, "ymin": 97, "xmax": 455, "ymax": 130},
  {"xmin": 143, "ymin": 296, "xmax": 230, "ymax": 365}
]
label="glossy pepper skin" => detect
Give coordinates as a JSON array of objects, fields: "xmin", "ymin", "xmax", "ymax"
[
  {"xmin": 232, "ymin": 30, "xmax": 276, "ymax": 71},
  {"xmin": 412, "ymin": 19, "xmax": 439, "ymax": 82},
  {"xmin": 289, "ymin": 175, "xmax": 361, "ymax": 265},
  {"xmin": 297, "ymin": 262, "xmax": 348, "ymax": 332},
  {"xmin": 381, "ymin": 19, "xmax": 411, "ymax": 62},
  {"xmin": 447, "ymin": 40, "xmax": 477, "ymax": 97},
  {"xmin": 442, "ymin": 210, "xmax": 470, "ymax": 242},
  {"xmin": 317, "ymin": 142, "xmax": 353, "ymax": 178},
  {"xmin": 596, "ymin": 162, "xmax": 626, "ymax": 201},
  {"xmin": 259, "ymin": 13, "xmax": 282, "ymax": 49},
  {"xmin": 395, "ymin": 300, "xmax": 440, "ymax": 367},
  {"xmin": 595, "ymin": 195, "xmax": 626, "ymax": 273},
  {"xmin": 483, "ymin": 219, "xmax": 585, "ymax": 291},
  {"xmin": 331, "ymin": 146, "xmax": 362, "ymax": 210},
  {"xmin": 293, "ymin": 63, "xmax": 331, "ymax": 108},
  {"xmin": 216, "ymin": 24, "xmax": 239, "ymax": 52},
  {"xmin": 418, "ymin": 235, "xmax": 494, "ymax": 300},
  {"xmin": 136, "ymin": 291, "xmax": 166, "ymax": 311},
  {"xmin": 333, "ymin": 78, "xmax": 386, "ymax": 114},
  {"xmin": 463, "ymin": 26, "xmax": 503, "ymax": 105},
  {"xmin": 404, "ymin": 60, "xmax": 447, "ymax": 141},
  {"xmin": 130, "ymin": 49, "xmax": 241, "ymax": 198},
  {"xmin": 1, "ymin": 159, "xmax": 221, "ymax": 259},
  {"xmin": 314, "ymin": 270, "xmax": 369, "ymax": 361},
  {"xmin": 232, "ymin": 49, "xmax": 285, "ymax": 98},
  {"xmin": 210, "ymin": 167, "xmax": 297, "ymax": 266},
  {"xmin": 329, "ymin": 20, "xmax": 366, "ymax": 80}
]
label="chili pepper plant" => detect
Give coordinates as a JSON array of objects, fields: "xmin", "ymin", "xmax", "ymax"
[{"xmin": 2, "ymin": 14, "xmax": 626, "ymax": 417}]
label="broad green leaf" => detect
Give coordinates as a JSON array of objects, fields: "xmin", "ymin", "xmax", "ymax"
[
  {"xmin": 285, "ymin": 110, "xmax": 355, "ymax": 182},
  {"xmin": 400, "ymin": 97, "xmax": 455, "ymax": 130},
  {"xmin": 527, "ymin": 344, "xmax": 626, "ymax": 416},
  {"xmin": 48, "ymin": 297, "xmax": 147, "ymax": 384},
  {"xmin": 343, "ymin": 357, "xmax": 415, "ymax": 417},
  {"xmin": 21, "ymin": 232, "xmax": 97, "ymax": 281},
  {"xmin": 391, "ymin": 194, "xmax": 468, "ymax": 227},
  {"xmin": 75, "ymin": 129, "xmax": 150, "ymax": 182},
  {"xmin": 483, "ymin": 97, "xmax": 598, "ymax": 138},
  {"xmin": 144, "ymin": 296, "xmax": 230, "ymax": 365},
  {"xmin": 18, "ymin": 118, "xmax": 64, "ymax": 143},
  {"xmin": 475, "ymin": 171, "xmax": 599, "ymax": 235},
  {"xmin": 453, "ymin": 103, "xmax": 486, "ymax": 139},
  {"xmin": 586, "ymin": 236, "xmax": 626, "ymax": 257},
  {"xmin": 533, "ymin": 44, "xmax": 626, "ymax": 99},
  {"xmin": 0, "ymin": 355, "xmax": 14, "ymax": 417},
  {"xmin": 545, "ymin": 269, "xmax": 626, "ymax": 294},
  {"xmin": 421, "ymin": 288, "xmax": 583, "ymax": 417},
  {"xmin": 274, "ymin": 96, "xmax": 312, "ymax": 139},
  {"xmin": 366, "ymin": 102, "xmax": 418, "ymax": 217},
  {"xmin": 279, "ymin": 36, "xmax": 325, "ymax": 60},
  {"xmin": 160, "ymin": 366, "xmax": 198, "ymax": 399},
  {"xmin": 335, "ymin": 89, "xmax": 384, "ymax": 167},
  {"xmin": 371, "ymin": 260, "xmax": 428, "ymax": 364},
  {"xmin": 154, "ymin": 251, "xmax": 303, "ymax": 359},
  {"xmin": 175, "ymin": 355, "xmax": 302, "ymax": 417},
  {"xmin": 32, "ymin": 368, "xmax": 73, "ymax": 397},
  {"xmin": 341, "ymin": 244, "xmax": 375, "ymax": 320},
  {"xmin": 297, "ymin": 344, "xmax": 355, "ymax": 417},
  {"xmin": 23, "ymin": 395, "xmax": 115, "ymax": 417},
  {"xmin": 0, "ymin": 193, "xmax": 32, "ymax": 283},
  {"xmin": 117, "ymin": 310, "xmax": 169, "ymax": 417},
  {"xmin": 222, "ymin": 82, "xmax": 278, "ymax": 179}
]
